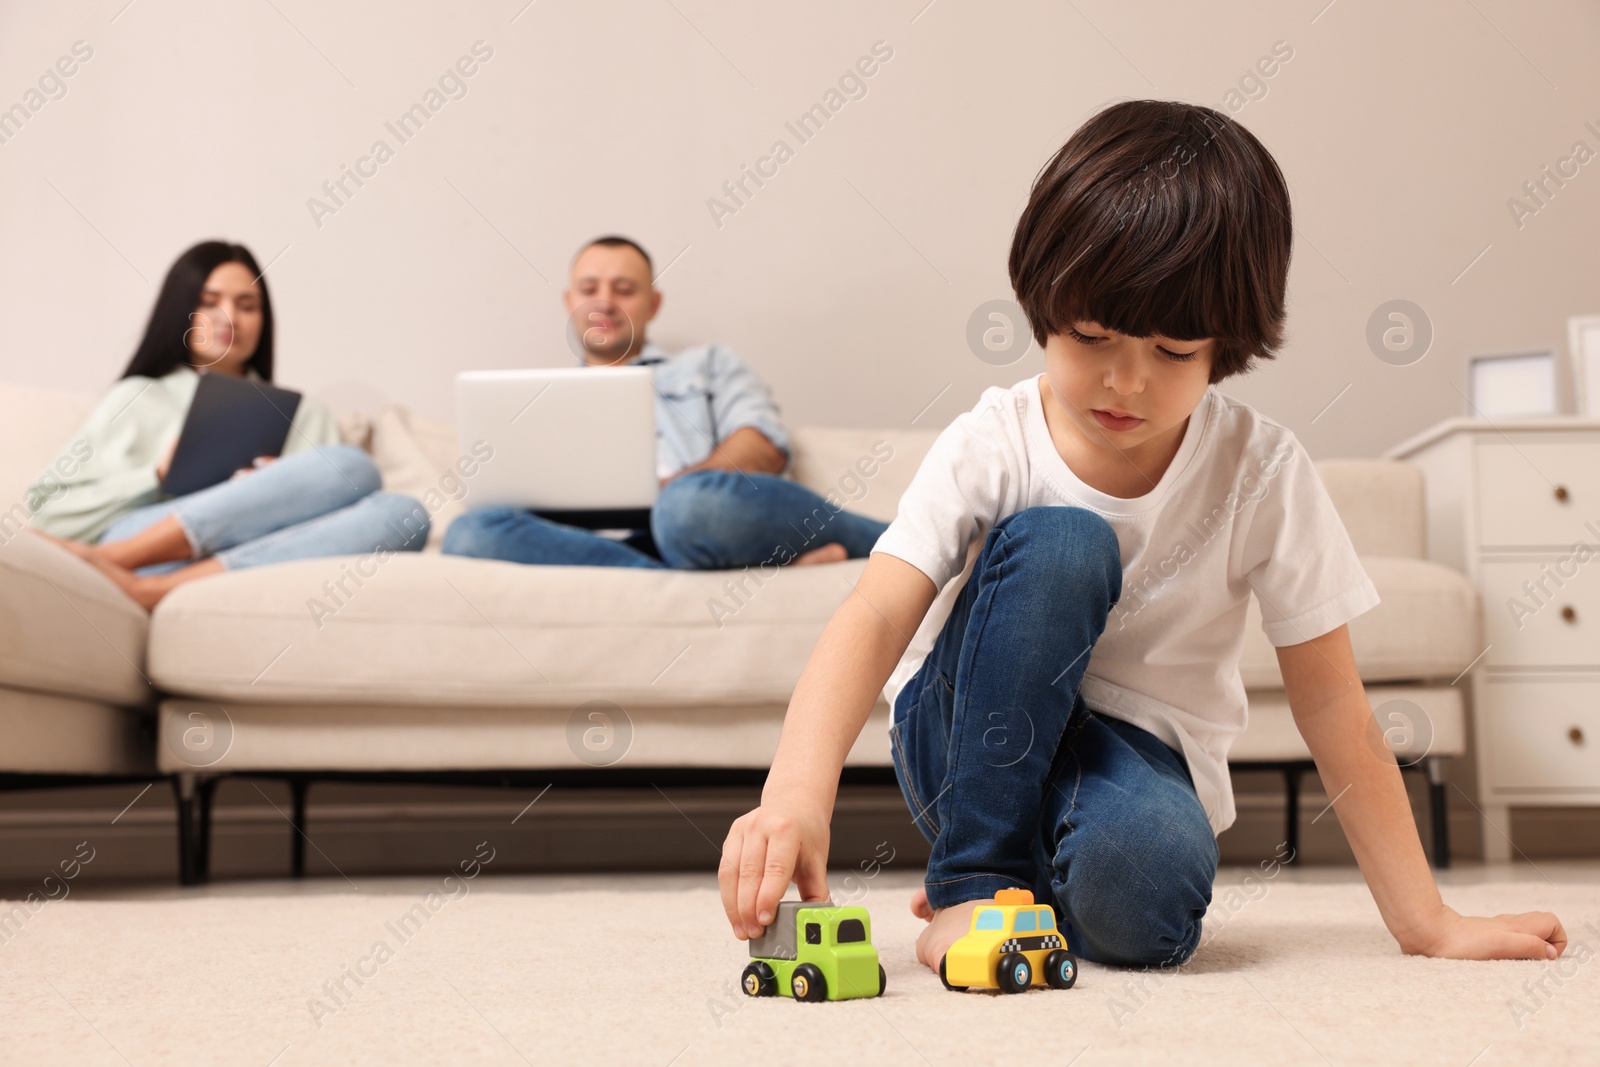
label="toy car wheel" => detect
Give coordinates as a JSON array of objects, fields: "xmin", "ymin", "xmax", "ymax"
[
  {"xmin": 938, "ymin": 955, "xmax": 967, "ymax": 992},
  {"xmin": 877, "ymin": 963, "xmax": 887, "ymax": 997},
  {"xmin": 791, "ymin": 963, "xmax": 828, "ymax": 1003},
  {"xmin": 1044, "ymin": 950, "xmax": 1078, "ymax": 990},
  {"xmin": 741, "ymin": 961, "xmax": 776, "ymax": 997},
  {"xmin": 997, "ymin": 951, "xmax": 1032, "ymax": 994}
]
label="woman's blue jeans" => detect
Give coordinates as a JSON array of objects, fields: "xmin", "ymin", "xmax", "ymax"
[
  {"xmin": 441, "ymin": 469, "xmax": 889, "ymax": 570},
  {"xmin": 890, "ymin": 506, "xmax": 1219, "ymax": 968},
  {"xmin": 99, "ymin": 445, "xmax": 430, "ymax": 575}
]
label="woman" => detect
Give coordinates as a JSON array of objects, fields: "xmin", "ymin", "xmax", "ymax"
[{"xmin": 26, "ymin": 240, "xmax": 428, "ymax": 609}]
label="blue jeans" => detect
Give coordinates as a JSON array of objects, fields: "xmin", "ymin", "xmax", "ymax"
[
  {"xmin": 441, "ymin": 469, "xmax": 889, "ymax": 570},
  {"xmin": 99, "ymin": 445, "xmax": 430, "ymax": 575},
  {"xmin": 890, "ymin": 506, "xmax": 1218, "ymax": 968}
]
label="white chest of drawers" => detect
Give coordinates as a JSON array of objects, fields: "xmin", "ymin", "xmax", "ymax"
[{"xmin": 1386, "ymin": 417, "xmax": 1600, "ymax": 861}]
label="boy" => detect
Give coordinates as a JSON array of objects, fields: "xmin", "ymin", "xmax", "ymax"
[{"xmin": 719, "ymin": 100, "xmax": 1566, "ymax": 971}]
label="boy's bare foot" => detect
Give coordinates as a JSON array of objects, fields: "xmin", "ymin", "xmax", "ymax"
[
  {"xmin": 792, "ymin": 543, "xmax": 848, "ymax": 566},
  {"xmin": 24, "ymin": 527, "xmax": 99, "ymax": 565},
  {"xmin": 913, "ymin": 895, "xmax": 988, "ymax": 976}
]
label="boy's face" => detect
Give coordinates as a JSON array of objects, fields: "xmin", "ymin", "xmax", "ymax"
[{"xmin": 1042, "ymin": 321, "xmax": 1216, "ymax": 458}]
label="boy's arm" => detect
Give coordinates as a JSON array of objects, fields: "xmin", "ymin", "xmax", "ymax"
[
  {"xmin": 1279, "ymin": 623, "xmax": 1567, "ymax": 959},
  {"xmin": 718, "ymin": 552, "xmax": 937, "ymax": 940}
]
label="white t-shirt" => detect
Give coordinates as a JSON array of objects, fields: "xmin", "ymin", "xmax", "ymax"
[{"xmin": 871, "ymin": 375, "xmax": 1381, "ymax": 835}]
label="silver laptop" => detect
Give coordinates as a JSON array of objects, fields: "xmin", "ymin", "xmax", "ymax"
[{"xmin": 455, "ymin": 367, "xmax": 658, "ymax": 513}]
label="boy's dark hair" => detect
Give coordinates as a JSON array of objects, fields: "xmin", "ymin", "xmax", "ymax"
[
  {"xmin": 578, "ymin": 234, "xmax": 653, "ymax": 275},
  {"xmin": 1009, "ymin": 100, "xmax": 1292, "ymax": 383}
]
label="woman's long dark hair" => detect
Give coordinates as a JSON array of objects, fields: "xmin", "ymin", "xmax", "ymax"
[{"xmin": 119, "ymin": 241, "xmax": 274, "ymax": 381}]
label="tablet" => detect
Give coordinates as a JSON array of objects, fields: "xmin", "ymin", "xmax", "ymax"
[{"xmin": 160, "ymin": 371, "xmax": 302, "ymax": 497}]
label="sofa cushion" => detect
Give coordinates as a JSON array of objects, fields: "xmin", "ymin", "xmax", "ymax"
[
  {"xmin": 149, "ymin": 547, "xmax": 1478, "ymax": 713},
  {"xmin": 154, "ymin": 697, "xmax": 892, "ymax": 773},
  {"xmin": 154, "ymin": 687, "xmax": 1464, "ymax": 774},
  {"xmin": 787, "ymin": 427, "xmax": 940, "ymax": 524},
  {"xmin": 0, "ymin": 532, "xmax": 154, "ymax": 707},
  {"xmin": 1229, "ymin": 684, "xmax": 1467, "ymax": 762},
  {"xmin": 0, "ymin": 381, "xmax": 99, "ymax": 519},
  {"xmin": 1238, "ymin": 555, "xmax": 1481, "ymax": 687},
  {"xmin": 148, "ymin": 553, "xmax": 870, "ymax": 707},
  {"xmin": 1317, "ymin": 459, "xmax": 1426, "ymax": 559},
  {"xmin": 367, "ymin": 404, "xmax": 473, "ymax": 551},
  {"xmin": 0, "ymin": 687, "xmax": 155, "ymax": 774}
]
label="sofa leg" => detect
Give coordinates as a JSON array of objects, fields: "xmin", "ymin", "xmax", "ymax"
[
  {"xmin": 290, "ymin": 778, "xmax": 309, "ymax": 879},
  {"xmin": 197, "ymin": 777, "xmax": 219, "ymax": 882},
  {"xmin": 1283, "ymin": 767, "xmax": 1302, "ymax": 865},
  {"xmin": 1426, "ymin": 757, "xmax": 1450, "ymax": 869},
  {"xmin": 173, "ymin": 774, "xmax": 201, "ymax": 886}
]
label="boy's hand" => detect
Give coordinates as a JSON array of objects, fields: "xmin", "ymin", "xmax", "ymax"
[
  {"xmin": 718, "ymin": 799, "xmax": 831, "ymax": 941},
  {"xmin": 1404, "ymin": 904, "xmax": 1567, "ymax": 960},
  {"xmin": 714, "ymin": 554, "xmax": 935, "ymax": 942}
]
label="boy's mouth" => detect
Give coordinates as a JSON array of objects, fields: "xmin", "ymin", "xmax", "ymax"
[{"xmin": 1092, "ymin": 408, "xmax": 1143, "ymax": 431}]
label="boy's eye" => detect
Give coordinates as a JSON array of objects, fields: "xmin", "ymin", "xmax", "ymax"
[{"xmin": 1069, "ymin": 325, "xmax": 1199, "ymax": 362}]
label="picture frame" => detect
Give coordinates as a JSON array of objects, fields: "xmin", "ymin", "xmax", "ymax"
[
  {"xmin": 1466, "ymin": 349, "xmax": 1559, "ymax": 419},
  {"xmin": 1567, "ymin": 314, "xmax": 1600, "ymax": 418}
]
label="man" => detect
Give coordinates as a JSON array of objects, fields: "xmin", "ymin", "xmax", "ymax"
[{"xmin": 442, "ymin": 236, "xmax": 887, "ymax": 569}]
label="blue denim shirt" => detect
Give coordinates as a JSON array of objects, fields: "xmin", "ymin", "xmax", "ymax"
[{"xmin": 582, "ymin": 341, "xmax": 792, "ymax": 478}]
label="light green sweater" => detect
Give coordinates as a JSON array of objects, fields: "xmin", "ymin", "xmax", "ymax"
[{"xmin": 26, "ymin": 364, "xmax": 342, "ymax": 543}]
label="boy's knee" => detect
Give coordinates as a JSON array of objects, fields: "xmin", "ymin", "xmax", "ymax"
[
  {"xmin": 1058, "ymin": 821, "xmax": 1217, "ymax": 968},
  {"xmin": 1066, "ymin": 875, "xmax": 1207, "ymax": 968},
  {"xmin": 996, "ymin": 506, "xmax": 1118, "ymax": 559},
  {"xmin": 985, "ymin": 506, "xmax": 1122, "ymax": 601},
  {"xmin": 1092, "ymin": 922, "xmax": 1203, "ymax": 969}
]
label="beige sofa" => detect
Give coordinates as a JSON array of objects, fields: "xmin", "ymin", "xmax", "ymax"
[
  {"xmin": 0, "ymin": 380, "xmax": 1480, "ymax": 882},
  {"xmin": 0, "ymin": 384, "xmax": 158, "ymax": 787}
]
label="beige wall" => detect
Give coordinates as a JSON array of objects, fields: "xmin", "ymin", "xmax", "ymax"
[{"xmin": 2, "ymin": 1, "xmax": 1597, "ymax": 460}]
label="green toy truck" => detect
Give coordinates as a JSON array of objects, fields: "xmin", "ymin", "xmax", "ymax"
[{"xmin": 740, "ymin": 901, "xmax": 886, "ymax": 1002}]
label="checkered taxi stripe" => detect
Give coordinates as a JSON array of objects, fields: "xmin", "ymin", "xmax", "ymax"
[{"xmin": 999, "ymin": 934, "xmax": 1063, "ymax": 953}]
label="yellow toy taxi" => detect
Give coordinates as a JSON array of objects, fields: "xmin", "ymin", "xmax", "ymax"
[{"xmin": 939, "ymin": 888, "xmax": 1079, "ymax": 994}]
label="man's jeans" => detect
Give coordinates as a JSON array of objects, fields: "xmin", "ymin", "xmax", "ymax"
[
  {"xmin": 99, "ymin": 445, "xmax": 431, "ymax": 575},
  {"xmin": 441, "ymin": 469, "xmax": 889, "ymax": 569},
  {"xmin": 889, "ymin": 506, "xmax": 1218, "ymax": 968}
]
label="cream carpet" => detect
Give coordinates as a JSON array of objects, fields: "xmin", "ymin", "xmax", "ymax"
[{"xmin": 0, "ymin": 869, "xmax": 1596, "ymax": 1065}]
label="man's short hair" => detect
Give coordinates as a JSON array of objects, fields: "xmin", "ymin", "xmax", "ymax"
[
  {"xmin": 1008, "ymin": 100, "xmax": 1292, "ymax": 384},
  {"xmin": 576, "ymin": 235, "xmax": 653, "ymax": 275}
]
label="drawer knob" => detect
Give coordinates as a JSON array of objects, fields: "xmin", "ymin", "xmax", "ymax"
[
  {"xmin": 1562, "ymin": 605, "xmax": 1578, "ymax": 623},
  {"xmin": 1571, "ymin": 726, "xmax": 1586, "ymax": 746},
  {"xmin": 1555, "ymin": 485, "xmax": 1570, "ymax": 502}
]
